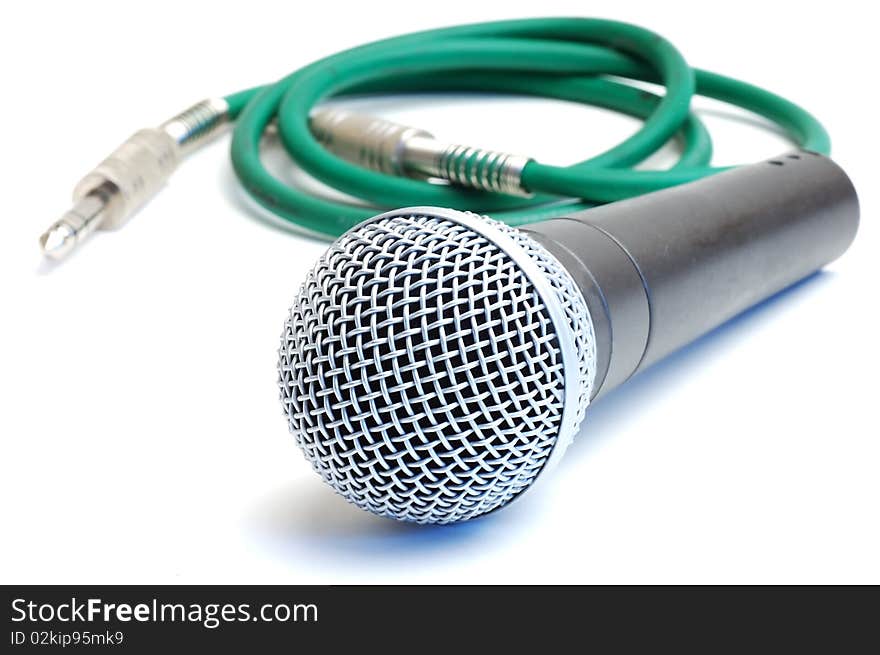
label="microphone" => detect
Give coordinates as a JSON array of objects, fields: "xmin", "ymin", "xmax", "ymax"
[{"xmin": 278, "ymin": 152, "xmax": 859, "ymax": 524}]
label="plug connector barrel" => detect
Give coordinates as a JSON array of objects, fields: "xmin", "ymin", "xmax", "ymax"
[
  {"xmin": 40, "ymin": 98, "xmax": 229, "ymax": 261},
  {"xmin": 309, "ymin": 108, "xmax": 533, "ymax": 197}
]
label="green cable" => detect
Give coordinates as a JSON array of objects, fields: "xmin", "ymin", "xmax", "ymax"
[{"xmin": 226, "ymin": 17, "xmax": 830, "ymax": 238}]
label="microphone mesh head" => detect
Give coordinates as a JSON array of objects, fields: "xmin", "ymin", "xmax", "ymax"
[{"xmin": 278, "ymin": 208, "xmax": 596, "ymax": 523}]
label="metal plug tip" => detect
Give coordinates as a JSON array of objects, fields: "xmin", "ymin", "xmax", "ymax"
[
  {"xmin": 39, "ymin": 193, "xmax": 111, "ymax": 261},
  {"xmin": 39, "ymin": 221, "xmax": 77, "ymax": 260}
]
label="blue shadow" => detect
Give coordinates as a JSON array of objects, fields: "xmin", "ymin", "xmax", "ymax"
[{"xmin": 566, "ymin": 270, "xmax": 831, "ymax": 461}]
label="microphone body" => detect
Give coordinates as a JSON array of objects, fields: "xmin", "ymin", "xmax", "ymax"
[
  {"xmin": 523, "ymin": 153, "xmax": 858, "ymax": 399},
  {"xmin": 278, "ymin": 152, "xmax": 859, "ymax": 524}
]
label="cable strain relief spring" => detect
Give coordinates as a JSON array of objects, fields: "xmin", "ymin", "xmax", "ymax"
[
  {"xmin": 161, "ymin": 97, "xmax": 229, "ymax": 154},
  {"xmin": 436, "ymin": 144, "xmax": 533, "ymax": 197}
]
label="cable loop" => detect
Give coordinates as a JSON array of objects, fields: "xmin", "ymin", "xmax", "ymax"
[{"xmin": 226, "ymin": 18, "xmax": 830, "ymax": 238}]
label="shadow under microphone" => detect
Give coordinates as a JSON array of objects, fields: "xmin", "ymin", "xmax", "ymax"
[{"xmin": 278, "ymin": 152, "xmax": 859, "ymax": 524}]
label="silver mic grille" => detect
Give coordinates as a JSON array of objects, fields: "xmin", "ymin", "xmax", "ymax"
[{"xmin": 278, "ymin": 208, "xmax": 597, "ymax": 523}]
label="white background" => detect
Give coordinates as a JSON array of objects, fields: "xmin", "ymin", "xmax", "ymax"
[{"xmin": 1, "ymin": 1, "xmax": 878, "ymax": 584}]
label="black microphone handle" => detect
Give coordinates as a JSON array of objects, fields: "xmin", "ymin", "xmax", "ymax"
[{"xmin": 522, "ymin": 152, "xmax": 859, "ymax": 399}]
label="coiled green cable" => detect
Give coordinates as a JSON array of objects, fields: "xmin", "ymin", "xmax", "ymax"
[{"xmin": 225, "ymin": 17, "xmax": 829, "ymax": 237}]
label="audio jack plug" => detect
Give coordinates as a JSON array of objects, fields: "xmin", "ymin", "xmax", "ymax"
[
  {"xmin": 308, "ymin": 108, "xmax": 533, "ymax": 197},
  {"xmin": 39, "ymin": 98, "xmax": 229, "ymax": 260}
]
